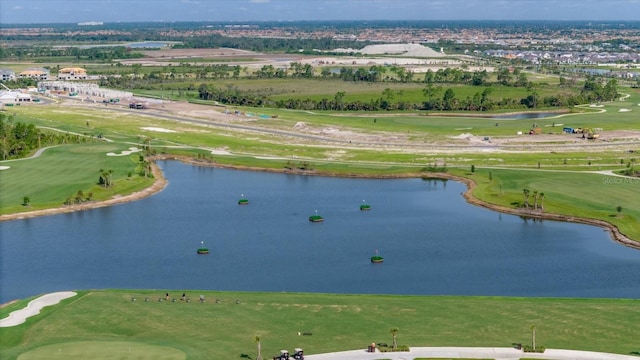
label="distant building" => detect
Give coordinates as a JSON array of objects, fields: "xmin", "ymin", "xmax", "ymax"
[
  {"xmin": 0, "ymin": 90, "xmax": 32, "ymax": 106},
  {"xmin": 57, "ymin": 67, "xmax": 87, "ymax": 80},
  {"xmin": 0, "ymin": 69, "xmax": 16, "ymax": 81},
  {"xmin": 38, "ymin": 81, "xmax": 132, "ymax": 99},
  {"xmin": 19, "ymin": 68, "xmax": 49, "ymax": 81}
]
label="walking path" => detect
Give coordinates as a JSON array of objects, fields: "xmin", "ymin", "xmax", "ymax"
[
  {"xmin": 0, "ymin": 291, "xmax": 77, "ymax": 327},
  {"xmin": 305, "ymin": 346, "xmax": 639, "ymax": 360}
]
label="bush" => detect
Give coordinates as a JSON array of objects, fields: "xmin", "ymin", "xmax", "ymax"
[
  {"xmin": 376, "ymin": 344, "xmax": 410, "ymax": 352},
  {"xmin": 522, "ymin": 344, "xmax": 545, "ymax": 353}
]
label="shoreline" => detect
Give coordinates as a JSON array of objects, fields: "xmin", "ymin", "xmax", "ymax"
[
  {"xmin": 0, "ymin": 161, "xmax": 168, "ymax": 222},
  {"xmin": 1, "ymin": 155, "xmax": 638, "ymax": 250}
]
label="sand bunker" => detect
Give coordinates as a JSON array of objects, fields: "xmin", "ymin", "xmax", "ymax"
[
  {"xmin": 619, "ymin": 108, "xmax": 631, "ymax": 112},
  {"xmin": 451, "ymin": 133, "xmax": 474, "ymax": 140},
  {"xmin": 107, "ymin": 147, "xmax": 142, "ymax": 156},
  {"xmin": 589, "ymin": 104, "xmax": 604, "ymax": 108},
  {"xmin": 0, "ymin": 166, "xmax": 10, "ymax": 171},
  {"xmin": 141, "ymin": 127, "xmax": 176, "ymax": 133},
  {"xmin": 0, "ymin": 291, "xmax": 77, "ymax": 327}
]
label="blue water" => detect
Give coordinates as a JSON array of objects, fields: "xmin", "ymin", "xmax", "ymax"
[
  {"xmin": 1, "ymin": 161, "xmax": 639, "ymax": 303},
  {"xmin": 126, "ymin": 41, "xmax": 172, "ymax": 48},
  {"xmin": 491, "ymin": 112, "xmax": 560, "ymax": 120}
]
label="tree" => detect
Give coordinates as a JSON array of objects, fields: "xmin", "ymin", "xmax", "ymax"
[
  {"xmin": 22, "ymin": 196, "xmax": 30, "ymax": 206},
  {"xmin": 616, "ymin": 205, "xmax": 623, "ymax": 215},
  {"xmin": 496, "ymin": 67, "xmax": 512, "ymax": 85},
  {"xmin": 523, "ymin": 188, "xmax": 530, "ymax": 209},
  {"xmin": 253, "ymin": 335, "xmax": 263, "ymax": 360},
  {"xmin": 390, "ymin": 327, "xmax": 399, "ymax": 350},
  {"xmin": 530, "ymin": 325, "xmax": 536, "ymax": 351},
  {"xmin": 532, "ymin": 190, "xmax": 539, "ymax": 210},
  {"xmin": 442, "ymin": 88, "xmax": 456, "ymax": 110},
  {"xmin": 334, "ymin": 91, "xmax": 346, "ymax": 110},
  {"xmin": 539, "ymin": 192, "xmax": 545, "ymax": 212}
]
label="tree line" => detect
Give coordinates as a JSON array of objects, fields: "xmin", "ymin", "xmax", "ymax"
[
  {"xmin": 197, "ymin": 74, "xmax": 619, "ymax": 112},
  {"xmin": 0, "ymin": 46, "xmax": 144, "ymax": 61}
]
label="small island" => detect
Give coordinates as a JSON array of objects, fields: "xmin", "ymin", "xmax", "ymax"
[
  {"xmin": 360, "ymin": 200, "xmax": 371, "ymax": 211},
  {"xmin": 238, "ymin": 194, "xmax": 249, "ymax": 205},
  {"xmin": 371, "ymin": 249, "xmax": 383, "ymax": 263},
  {"xmin": 309, "ymin": 210, "xmax": 324, "ymax": 222},
  {"xmin": 197, "ymin": 241, "xmax": 209, "ymax": 254}
]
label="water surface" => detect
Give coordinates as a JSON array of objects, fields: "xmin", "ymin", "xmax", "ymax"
[{"xmin": 1, "ymin": 161, "xmax": 639, "ymax": 303}]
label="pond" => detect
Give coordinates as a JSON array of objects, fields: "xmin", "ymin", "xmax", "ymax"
[
  {"xmin": 490, "ymin": 112, "xmax": 562, "ymax": 120},
  {"xmin": 1, "ymin": 161, "xmax": 639, "ymax": 303}
]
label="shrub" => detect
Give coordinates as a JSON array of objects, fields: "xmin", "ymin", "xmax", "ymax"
[
  {"xmin": 376, "ymin": 344, "xmax": 410, "ymax": 352},
  {"xmin": 522, "ymin": 344, "xmax": 545, "ymax": 353}
]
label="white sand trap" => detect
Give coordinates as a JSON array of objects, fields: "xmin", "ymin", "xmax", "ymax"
[
  {"xmin": 619, "ymin": 108, "xmax": 631, "ymax": 112},
  {"xmin": 589, "ymin": 104, "xmax": 604, "ymax": 108},
  {"xmin": 0, "ymin": 291, "xmax": 77, "ymax": 327},
  {"xmin": 545, "ymin": 123, "xmax": 563, "ymax": 127},
  {"xmin": 451, "ymin": 133, "xmax": 473, "ymax": 140},
  {"xmin": 107, "ymin": 147, "xmax": 142, "ymax": 156},
  {"xmin": 141, "ymin": 127, "xmax": 176, "ymax": 133},
  {"xmin": 0, "ymin": 166, "xmax": 10, "ymax": 170}
]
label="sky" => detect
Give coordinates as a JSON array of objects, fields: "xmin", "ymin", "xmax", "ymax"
[{"xmin": 1, "ymin": 0, "xmax": 640, "ymax": 24}]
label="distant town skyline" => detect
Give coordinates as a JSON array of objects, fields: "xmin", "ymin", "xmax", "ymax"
[{"xmin": 1, "ymin": 0, "xmax": 640, "ymax": 24}]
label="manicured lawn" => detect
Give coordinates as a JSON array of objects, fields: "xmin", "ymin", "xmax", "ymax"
[
  {"xmin": 0, "ymin": 144, "xmax": 153, "ymax": 215},
  {"xmin": 456, "ymin": 167, "xmax": 640, "ymax": 240},
  {"xmin": 1, "ymin": 291, "xmax": 639, "ymax": 359}
]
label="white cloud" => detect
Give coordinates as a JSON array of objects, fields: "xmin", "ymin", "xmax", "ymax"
[{"xmin": 249, "ymin": 0, "xmax": 270, "ymax": 3}]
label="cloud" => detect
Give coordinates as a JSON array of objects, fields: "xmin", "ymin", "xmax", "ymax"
[
  {"xmin": 249, "ymin": 0, "xmax": 270, "ymax": 3},
  {"xmin": 12, "ymin": 5, "xmax": 23, "ymax": 10}
]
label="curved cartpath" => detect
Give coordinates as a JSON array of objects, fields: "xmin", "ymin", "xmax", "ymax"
[
  {"xmin": 305, "ymin": 346, "xmax": 638, "ymax": 360},
  {"xmin": 0, "ymin": 291, "xmax": 77, "ymax": 327}
]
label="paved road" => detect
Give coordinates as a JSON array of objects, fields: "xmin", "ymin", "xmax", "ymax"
[{"xmin": 305, "ymin": 347, "xmax": 639, "ymax": 360}]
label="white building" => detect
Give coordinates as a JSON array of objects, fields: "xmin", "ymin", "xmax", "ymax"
[
  {"xmin": 0, "ymin": 69, "xmax": 16, "ymax": 81},
  {"xmin": 0, "ymin": 90, "xmax": 32, "ymax": 107}
]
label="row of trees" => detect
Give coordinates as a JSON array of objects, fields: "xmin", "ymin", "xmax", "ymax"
[
  {"xmin": 197, "ymin": 78, "xmax": 617, "ymax": 112},
  {"xmin": 522, "ymin": 189, "xmax": 545, "ymax": 212},
  {"xmin": 0, "ymin": 46, "xmax": 143, "ymax": 61}
]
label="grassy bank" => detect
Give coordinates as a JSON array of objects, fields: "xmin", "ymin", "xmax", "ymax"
[
  {"xmin": 1, "ymin": 290, "xmax": 639, "ymax": 359},
  {"xmin": 0, "ymin": 144, "xmax": 154, "ymax": 215}
]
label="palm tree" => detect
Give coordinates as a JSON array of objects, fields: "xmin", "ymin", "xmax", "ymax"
[
  {"xmin": 532, "ymin": 191, "xmax": 539, "ymax": 210},
  {"xmin": 523, "ymin": 188, "xmax": 530, "ymax": 209},
  {"xmin": 530, "ymin": 325, "xmax": 536, "ymax": 350},
  {"xmin": 539, "ymin": 192, "xmax": 545, "ymax": 212},
  {"xmin": 107, "ymin": 169, "xmax": 114, "ymax": 187},
  {"xmin": 390, "ymin": 327, "xmax": 399, "ymax": 350},
  {"xmin": 253, "ymin": 335, "xmax": 263, "ymax": 360}
]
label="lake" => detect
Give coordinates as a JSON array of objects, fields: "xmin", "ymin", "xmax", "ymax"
[
  {"xmin": 491, "ymin": 112, "xmax": 562, "ymax": 120},
  {"xmin": 1, "ymin": 161, "xmax": 639, "ymax": 303}
]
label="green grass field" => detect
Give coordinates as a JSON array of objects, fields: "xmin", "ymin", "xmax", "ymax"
[
  {"xmin": 0, "ymin": 144, "xmax": 154, "ymax": 215},
  {"xmin": 452, "ymin": 167, "xmax": 640, "ymax": 241},
  {"xmin": 1, "ymin": 291, "xmax": 639, "ymax": 359}
]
